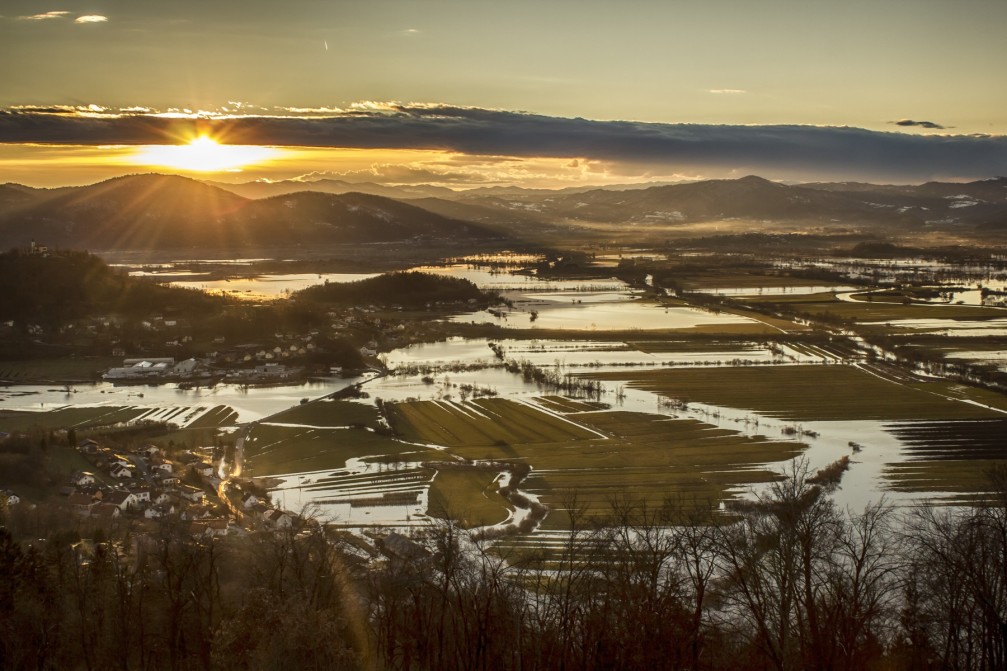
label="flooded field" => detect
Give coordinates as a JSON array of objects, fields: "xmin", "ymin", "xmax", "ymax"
[
  {"xmin": 170, "ymin": 272, "xmax": 379, "ymax": 299},
  {"xmin": 385, "ymin": 337, "xmax": 820, "ymax": 369},
  {"xmin": 703, "ymin": 285, "xmax": 859, "ymax": 297},
  {"xmin": 0, "ymin": 375, "xmax": 368, "ymax": 425},
  {"xmin": 5, "ymin": 250, "xmax": 1006, "ymax": 540},
  {"xmin": 237, "ymin": 339, "xmax": 1007, "ymax": 528},
  {"xmin": 863, "ymin": 318, "xmax": 1007, "ymax": 337}
]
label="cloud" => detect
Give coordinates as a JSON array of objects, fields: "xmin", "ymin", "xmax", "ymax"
[
  {"xmin": 1, "ymin": 103, "xmax": 1004, "ymax": 182},
  {"xmin": 74, "ymin": 15, "xmax": 108, "ymax": 23},
  {"xmin": 19, "ymin": 11, "xmax": 69, "ymax": 20},
  {"xmin": 299, "ymin": 164, "xmax": 498, "ymax": 185},
  {"xmin": 891, "ymin": 119, "xmax": 947, "ymax": 130},
  {"xmin": 708, "ymin": 89, "xmax": 746, "ymax": 95}
]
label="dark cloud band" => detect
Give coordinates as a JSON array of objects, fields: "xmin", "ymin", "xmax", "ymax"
[
  {"xmin": 1, "ymin": 104, "xmax": 1004, "ymax": 181},
  {"xmin": 891, "ymin": 119, "xmax": 947, "ymax": 130}
]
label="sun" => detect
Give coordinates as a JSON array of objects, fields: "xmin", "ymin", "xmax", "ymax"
[{"xmin": 131, "ymin": 135, "xmax": 279, "ymax": 172}]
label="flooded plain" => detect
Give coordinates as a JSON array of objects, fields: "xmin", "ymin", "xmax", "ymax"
[
  {"xmin": 6, "ymin": 251, "xmax": 1005, "ymax": 536},
  {"xmin": 0, "ymin": 376, "xmax": 369, "ymax": 425}
]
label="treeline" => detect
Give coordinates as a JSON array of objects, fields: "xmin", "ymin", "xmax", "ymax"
[
  {"xmin": 2, "ymin": 462, "xmax": 1006, "ymax": 670},
  {"xmin": 296, "ymin": 271, "xmax": 495, "ymax": 309}
]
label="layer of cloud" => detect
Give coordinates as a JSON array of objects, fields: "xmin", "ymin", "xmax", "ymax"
[
  {"xmin": 19, "ymin": 11, "xmax": 69, "ymax": 20},
  {"xmin": 13, "ymin": 11, "xmax": 107, "ymax": 23},
  {"xmin": 708, "ymin": 89, "xmax": 746, "ymax": 94},
  {"xmin": 1, "ymin": 103, "xmax": 1004, "ymax": 182},
  {"xmin": 891, "ymin": 119, "xmax": 947, "ymax": 130}
]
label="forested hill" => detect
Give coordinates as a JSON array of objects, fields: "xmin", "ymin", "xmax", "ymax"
[
  {"xmin": 0, "ymin": 248, "xmax": 221, "ymax": 333},
  {"xmin": 296, "ymin": 271, "xmax": 494, "ymax": 308},
  {"xmin": 0, "ymin": 174, "xmax": 508, "ymax": 251}
]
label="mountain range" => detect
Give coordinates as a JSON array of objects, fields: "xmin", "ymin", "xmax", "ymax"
[
  {"xmin": 1, "ymin": 173, "xmax": 1004, "ymax": 252},
  {"xmin": 439, "ymin": 175, "xmax": 1007, "ymax": 229},
  {"xmin": 0, "ymin": 174, "xmax": 504, "ymax": 250}
]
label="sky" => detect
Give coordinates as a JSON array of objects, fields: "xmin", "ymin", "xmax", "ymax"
[{"xmin": 1, "ymin": 0, "xmax": 1005, "ymax": 188}]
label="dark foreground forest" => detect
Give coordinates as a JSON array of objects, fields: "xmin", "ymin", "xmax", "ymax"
[{"xmin": 2, "ymin": 461, "xmax": 1006, "ymax": 671}]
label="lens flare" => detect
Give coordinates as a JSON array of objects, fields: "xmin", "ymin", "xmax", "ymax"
[{"xmin": 131, "ymin": 135, "xmax": 279, "ymax": 172}]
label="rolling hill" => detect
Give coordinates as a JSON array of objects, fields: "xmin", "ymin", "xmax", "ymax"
[
  {"xmin": 451, "ymin": 175, "xmax": 1007, "ymax": 228},
  {"xmin": 0, "ymin": 174, "xmax": 507, "ymax": 250}
]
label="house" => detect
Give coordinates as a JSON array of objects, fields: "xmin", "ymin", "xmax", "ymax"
[
  {"xmin": 182, "ymin": 504, "xmax": 215, "ymax": 520},
  {"xmin": 1, "ymin": 490, "xmax": 20, "ymax": 506},
  {"xmin": 204, "ymin": 519, "xmax": 229, "ymax": 537},
  {"xmin": 139, "ymin": 444, "xmax": 161, "ymax": 457},
  {"xmin": 151, "ymin": 458, "xmax": 173, "ymax": 473},
  {"xmin": 241, "ymin": 492, "xmax": 261, "ymax": 509},
  {"xmin": 78, "ymin": 439, "xmax": 100, "ymax": 454},
  {"xmin": 111, "ymin": 454, "xmax": 132, "ymax": 468},
  {"xmin": 176, "ymin": 451, "xmax": 201, "ymax": 466},
  {"xmin": 71, "ymin": 471, "xmax": 96, "ymax": 487},
  {"xmin": 173, "ymin": 358, "xmax": 202, "ymax": 375},
  {"xmin": 102, "ymin": 359, "xmax": 173, "ymax": 380},
  {"xmin": 192, "ymin": 462, "xmax": 215, "ymax": 478},
  {"xmin": 110, "ymin": 465, "xmax": 134, "ymax": 479},
  {"xmin": 179, "ymin": 485, "xmax": 206, "ymax": 503},
  {"xmin": 151, "ymin": 491, "xmax": 176, "ymax": 506},
  {"xmin": 104, "ymin": 490, "xmax": 141, "ymax": 512},
  {"xmin": 90, "ymin": 503, "xmax": 121, "ymax": 519},
  {"xmin": 79, "ymin": 486, "xmax": 103, "ymax": 500},
  {"xmin": 70, "ymin": 471, "xmax": 97, "ymax": 487},
  {"xmin": 67, "ymin": 492, "xmax": 96, "ymax": 515},
  {"xmin": 145, "ymin": 503, "xmax": 176, "ymax": 519},
  {"xmin": 265, "ymin": 509, "xmax": 293, "ymax": 529},
  {"xmin": 129, "ymin": 487, "xmax": 151, "ymax": 504},
  {"xmin": 154, "ymin": 474, "xmax": 180, "ymax": 487}
]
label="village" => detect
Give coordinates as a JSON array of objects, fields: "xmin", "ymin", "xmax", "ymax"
[
  {"xmin": 61, "ymin": 437, "xmax": 295, "ymax": 536},
  {"xmin": 0, "ymin": 430, "xmax": 434, "ymax": 568}
]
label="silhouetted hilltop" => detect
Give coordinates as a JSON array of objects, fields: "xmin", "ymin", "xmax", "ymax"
[
  {"xmin": 0, "ymin": 174, "xmax": 507, "ymax": 250},
  {"xmin": 0, "ymin": 248, "xmax": 221, "ymax": 334},
  {"xmin": 206, "ymin": 178, "xmax": 457, "ymax": 200},
  {"xmin": 296, "ymin": 270, "xmax": 493, "ymax": 308}
]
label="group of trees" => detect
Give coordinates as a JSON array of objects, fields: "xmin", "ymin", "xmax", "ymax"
[
  {"xmin": 296, "ymin": 272, "xmax": 495, "ymax": 309},
  {"xmin": 2, "ymin": 462, "xmax": 1006, "ymax": 670},
  {"xmin": 0, "ymin": 249, "xmax": 223, "ymax": 337}
]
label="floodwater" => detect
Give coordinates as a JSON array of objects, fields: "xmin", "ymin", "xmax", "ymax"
[
  {"xmin": 453, "ymin": 297, "xmax": 753, "ymax": 331},
  {"xmin": 413, "ymin": 264, "xmax": 625, "ymax": 292},
  {"xmin": 384, "ymin": 337, "xmax": 813, "ymax": 369},
  {"xmin": 0, "ymin": 376, "xmax": 369, "ymax": 425},
  {"xmin": 702, "ymin": 285, "xmax": 859, "ymax": 297},
  {"xmin": 5, "ymin": 251, "xmax": 998, "ymax": 531},
  {"xmin": 170, "ymin": 273, "xmax": 379, "ymax": 299},
  {"xmin": 262, "ymin": 360, "xmax": 972, "ymax": 525},
  {"xmin": 864, "ymin": 318, "xmax": 1007, "ymax": 337}
]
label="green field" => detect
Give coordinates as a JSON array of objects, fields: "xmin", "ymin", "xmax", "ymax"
[
  {"xmin": 0, "ymin": 406, "xmax": 148, "ymax": 431},
  {"xmin": 586, "ymin": 364, "xmax": 1006, "ymax": 421},
  {"xmin": 884, "ymin": 460, "xmax": 1004, "ymax": 498},
  {"xmin": 187, "ymin": 404, "xmax": 239, "ymax": 429},
  {"xmin": 387, "ymin": 399, "xmax": 803, "ymax": 525},
  {"xmin": 386, "ymin": 398, "xmax": 598, "ymax": 447},
  {"xmin": 262, "ymin": 398, "xmax": 380, "ymax": 428},
  {"xmin": 680, "ymin": 273, "xmax": 853, "ymax": 290},
  {"xmin": 243, "ymin": 424, "xmax": 422, "ymax": 475},
  {"xmin": 427, "ymin": 468, "xmax": 512, "ymax": 529},
  {"xmin": 746, "ymin": 293, "xmax": 1007, "ymax": 324}
]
